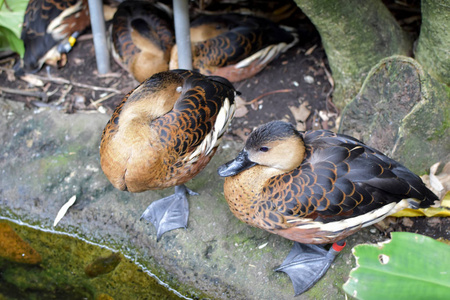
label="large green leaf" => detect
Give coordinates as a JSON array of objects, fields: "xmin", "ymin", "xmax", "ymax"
[
  {"xmin": 343, "ymin": 232, "xmax": 450, "ymax": 299},
  {"xmin": 0, "ymin": 0, "xmax": 29, "ymax": 56}
]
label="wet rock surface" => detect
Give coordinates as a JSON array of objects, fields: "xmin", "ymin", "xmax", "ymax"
[{"xmin": 0, "ymin": 98, "xmax": 384, "ymax": 299}]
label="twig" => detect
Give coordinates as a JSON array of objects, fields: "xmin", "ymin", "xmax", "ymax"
[
  {"xmin": 22, "ymin": 74, "xmax": 123, "ymax": 94},
  {"xmin": 244, "ymin": 89, "xmax": 294, "ymax": 105},
  {"xmin": 0, "ymin": 86, "xmax": 48, "ymax": 101},
  {"xmin": 320, "ymin": 60, "xmax": 337, "ymax": 113},
  {"xmin": 89, "ymin": 92, "xmax": 116, "ymax": 108}
]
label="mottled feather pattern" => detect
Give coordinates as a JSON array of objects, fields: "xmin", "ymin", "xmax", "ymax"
[
  {"xmin": 100, "ymin": 70, "xmax": 236, "ymax": 192},
  {"xmin": 111, "ymin": 1, "xmax": 174, "ymax": 72},
  {"xmin": 223, "ymin": 127, "xmax": 437, "ymax": 243},
  {"xmin": 154, "ymin": 71, "xmax": 235, "ymax": 163},
  {"xmin": 21, "ymin": 0, "xmax": 90, "ymax": 71},
  {"xmin": 193, "ymin": 16, "xmax": 296, "ymax": 74}
]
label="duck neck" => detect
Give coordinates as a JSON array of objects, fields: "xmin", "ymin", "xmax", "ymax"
[{"xmin": 227, "ymin": 165, "xmax": 287, "ymax": 200}]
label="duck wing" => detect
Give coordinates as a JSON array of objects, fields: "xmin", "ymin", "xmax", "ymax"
[
  {"xmin": 21, "ymin": 0, "xmax": 90, "ymax": 72},
  {"xmin": 192, "ymin": 15, "xmax": 298, "ymax": 81},
  {"xmin": 253, "ymin": 130, "xmax": 437, "ymax": 238},
  {"xmin": 155, "ymin": 70, "xmax": 236, "ymax": 164}
]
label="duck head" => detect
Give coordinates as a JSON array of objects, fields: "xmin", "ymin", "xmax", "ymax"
[{"xmin": 218, "ymin": 121, "xmax": 306, "ymax": 177}]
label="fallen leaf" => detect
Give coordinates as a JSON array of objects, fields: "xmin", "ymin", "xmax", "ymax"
[
  {"xmin": 232, "ymin": 128, "xmax": 251, "ymax": 141},
  {"xmin": 53, "ymin": 195, "xmax": 77, "ymax": 227},
  {"xmin": 288, "ymin": 101, "xmax": 310, "ymax": 131},
  {"xmin": 234, "ymin": 95, "xmax": 249, "ymax": 118},
  {"xmin": 0, "ymin": 223, "xmax": 42, "ymax": 264},
  {"xmin": 21, "ymin": 74, "xmax": 44, "ymax": 87},
  {"xmin": 305, "ymin": 44, "xmax": 317, "ymax": 56},
  {"xmin": 401, "ymin": 217, "xmax": 414, "ymax": 228}
]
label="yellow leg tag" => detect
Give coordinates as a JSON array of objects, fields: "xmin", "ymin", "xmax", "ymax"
[{"xmin": 68, "ymin": 36, "xmax": 77, "ymax": 47}]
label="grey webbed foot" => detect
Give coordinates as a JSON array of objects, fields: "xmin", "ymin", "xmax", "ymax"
[
  {"xmin": 276, "ymin": 240, "xmax": 346, "ymax": 295},
  {"xmin": 140, "ymin": 185, "xmax": 198, "ymax": 241}
]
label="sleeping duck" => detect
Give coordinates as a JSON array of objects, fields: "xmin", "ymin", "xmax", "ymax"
[
  {"xmin": 111, "ymin": 0, "xmax": 174, "ymax": 83},
  {"xmin": 100, "ymin": 70, "xmax": 236, "ymax": 240},
  {"xmin": 170, "ymin": 14, "xmax": 298, "ymax": 82},
  {"xmin": 218, "ymin": 120, "xmax": 437, "ymax": 295},
  {"xmin": 191, "ymin": 0, "xmax": 299, "ymax": 23},
  {"xmin": 17, "ymin": 0, "xmax": 90, "ymax": 74}
]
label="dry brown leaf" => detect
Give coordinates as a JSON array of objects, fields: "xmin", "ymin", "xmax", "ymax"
[
  {"xmin": 233, "ymin": 95, "xmax": 249, "ymax": 118},
  {"xmin": 232, "ymin": 128, "xmax": 251, "ymax": 142},
  {"xmin": 289, "ymin": 101, "xmax": 310, "ymax": 122},
  {"xmin": 21, "ymin": 74, "xmax": 44, "ymax": 87},
  {"xmin": 420, "ymin": 161, "xmax": 450, "ymax": 201},
  {"xmin": 305, "ymin": 44, "xmax": 317, "ymax": 56}
]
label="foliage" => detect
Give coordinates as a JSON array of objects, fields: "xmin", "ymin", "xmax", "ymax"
[
  {"xmin": 0, "ymin": 0, "xmax": 28, "ymax": 57},
  {"xmin": 343, "ymin": 232, "xmax": 450, "ymax": 300}
]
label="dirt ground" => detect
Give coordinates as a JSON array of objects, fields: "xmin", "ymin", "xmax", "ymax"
[{"xmin": 0, "ymin": 1, "xmax": 447, "ymax": 242}]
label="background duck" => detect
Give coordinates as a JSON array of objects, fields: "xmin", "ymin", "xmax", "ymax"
[
  {"xmin": 190, "ymin": 0, "xmax": 299, "ymax": 23},
  {"xmin": 111, "ymin": 0, "xmax": 174, "ymax": 83},
  {"xmin": 189, "ymin": 14, "xmax": 241, "ymax": 43},
  {"xmin": 218, "ymin": 120, "xmax": 438, "ymax": 295},
  {"xmin": 16, "ymin": 0, "xmax": 91, "ymax": 74},
  {"xmin": 170, "ymin": 14, "xmax": 299, "ymax": 82},
  {"xmin": 100, "ymin": 70, "xmax": 236, "ymax": 240}
]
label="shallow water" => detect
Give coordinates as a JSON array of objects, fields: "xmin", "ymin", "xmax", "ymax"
[{"xmin": 0, "ymin": 219, "xmax": 185, "ymax": 300}]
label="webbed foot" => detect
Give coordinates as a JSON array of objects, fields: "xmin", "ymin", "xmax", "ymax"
[
  {"xmin": 276, "ymin": 240, "xmax": 346, "ymax": 295},
  {"xmin": 140, "ymin": 185, "xmax": 198, "ymax": 241}
]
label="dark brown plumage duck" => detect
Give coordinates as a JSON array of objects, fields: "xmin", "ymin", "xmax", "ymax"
[
  {"xmin": 189, "ymin": 14, "xmax": 240, "ymax": 43},
  {"xmin": 170, "ymin": 14, "xmax": 298, "ymax": 82},
  {"xmin": 111, "ymin": 0, "xmax": 174, "ymax": 83},
  {"xmin": 191, "ymin": 0, "xmax": 298, "ymax": 23},
  {"xmin": 218, "ymin": 121, "xmax": 437, "ymax": 295},
  {"xmin": 17, "ymin": 0, "xmax": 90, "ymax": 74},
  {"xmin": 100, "ymin": 70, "xmax": 236, "ymax": 239}
]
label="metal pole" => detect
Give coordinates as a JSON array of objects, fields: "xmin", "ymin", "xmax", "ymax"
[
  {"xmin": 173, "ymin": 0, "xmax": 192, "ymax": 70},
  {"xmin": 87, "ymin": 0, "xmax": 110, "ymax": 74}
]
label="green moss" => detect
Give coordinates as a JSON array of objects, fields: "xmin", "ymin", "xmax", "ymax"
[{"xmin": 0, "ymin": 220, "xmax": 182, "ymax": 300}]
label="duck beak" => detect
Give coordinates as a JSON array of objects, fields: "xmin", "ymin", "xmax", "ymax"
[{"xmin": 218, "ymin": 150, "xmax": 257, "ymax": 177}]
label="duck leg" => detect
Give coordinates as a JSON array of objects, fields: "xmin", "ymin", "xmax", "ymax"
[
  {"xmin": 140, "ymin": 184, "xmax": 198, "ymax": 241},
  {"xmin": 276, "ymin": 240, "xmax": 346, "ymax": 295}
]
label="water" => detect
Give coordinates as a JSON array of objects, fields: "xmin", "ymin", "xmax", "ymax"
[{"xmin": 0, "ymin": 219, "xmax": 186, "ymax": 300}]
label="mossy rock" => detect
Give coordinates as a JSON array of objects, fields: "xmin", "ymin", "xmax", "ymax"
[
  {"xmin": 0, "ymin": 98, "xmax": 373, "ymax": 299},
  {"xmin": 339, "ymin": 55, "xmax": 449, "ymax": 174}
]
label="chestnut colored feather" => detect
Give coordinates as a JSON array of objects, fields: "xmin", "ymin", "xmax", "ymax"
[
  {"xmin": 111, "ymin": 0, "xmax": 174, "ymax": 82},
  {"xmin": 220, "ymin": 121, "xmax": 438, "ymax": 244},
  {"xmin": 170, "ymin": 14, "xmax": 298, "ymax": 82},
  {"xmin": 100, "ymin": 70, "xmax": 236, "ymax": 193}
]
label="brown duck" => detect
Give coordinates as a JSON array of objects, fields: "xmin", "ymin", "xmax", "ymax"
[
  {"xmin": 111, "ymin": 0, "xmax": 174, "ymax": 83},
  {"xmin": 218, "ymin": 120, "xmax": 437, "ymax": 295},
  {"xmin": 16, "ymin": 0, "xmax": 90, "ymax": 74},
  {"xmin": 100, "ymin": 70, "xmax": 236, "ymax": 240},
  {"xmin": 170, "ymin": 14, "xmax": 298, "ymax": 82}
]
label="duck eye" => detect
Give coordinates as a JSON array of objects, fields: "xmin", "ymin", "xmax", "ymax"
[{"xmin": 259, "ymin": 147, "xmax": 269, "ymax": 152}]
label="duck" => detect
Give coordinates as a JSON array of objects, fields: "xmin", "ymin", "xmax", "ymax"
[
  {"xmin": 111, "ymin": 0, "xmax": 174, "ymax": 83},
  {"xmin": 170, "ymin": 14, "xmax": 298, "ymax": 82},
  {"xmin": 218, "ymin": 120, "xmax": 438, "ymax": 295},
  {"xmin": 110, "ymin": 6, "xmax": 233, "ymax": 82},
  {"xmin": 16, "ymin": 0, "xmax": 91, "ymax": 74},
  {"xmin": 189, "ymin": 14, "xmax": 241, "ymax": 43},
  {"xmin": 191, "ymin": 0, "xmax": 299, "ymax": 23},
  {"xmin": 100, "ymin": 69, "xmax": 237, "ymax": 240}
]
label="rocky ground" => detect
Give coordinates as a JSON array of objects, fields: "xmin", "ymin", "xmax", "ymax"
[{"xmin": 0, "ymin": 3, "xmax": 448, "ymax": 299}]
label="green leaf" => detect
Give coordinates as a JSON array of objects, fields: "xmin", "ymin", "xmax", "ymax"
[
  {"xmin": 0, "ymin": 0, "xmax": 29, "ymax": 56},
  {"xmin": 0, "ymin": 26, "xmax": 24, "ymax": 55},
  {"xmin": 343, "ymin": 232, "xmax": 450, "ymax": 300}
]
